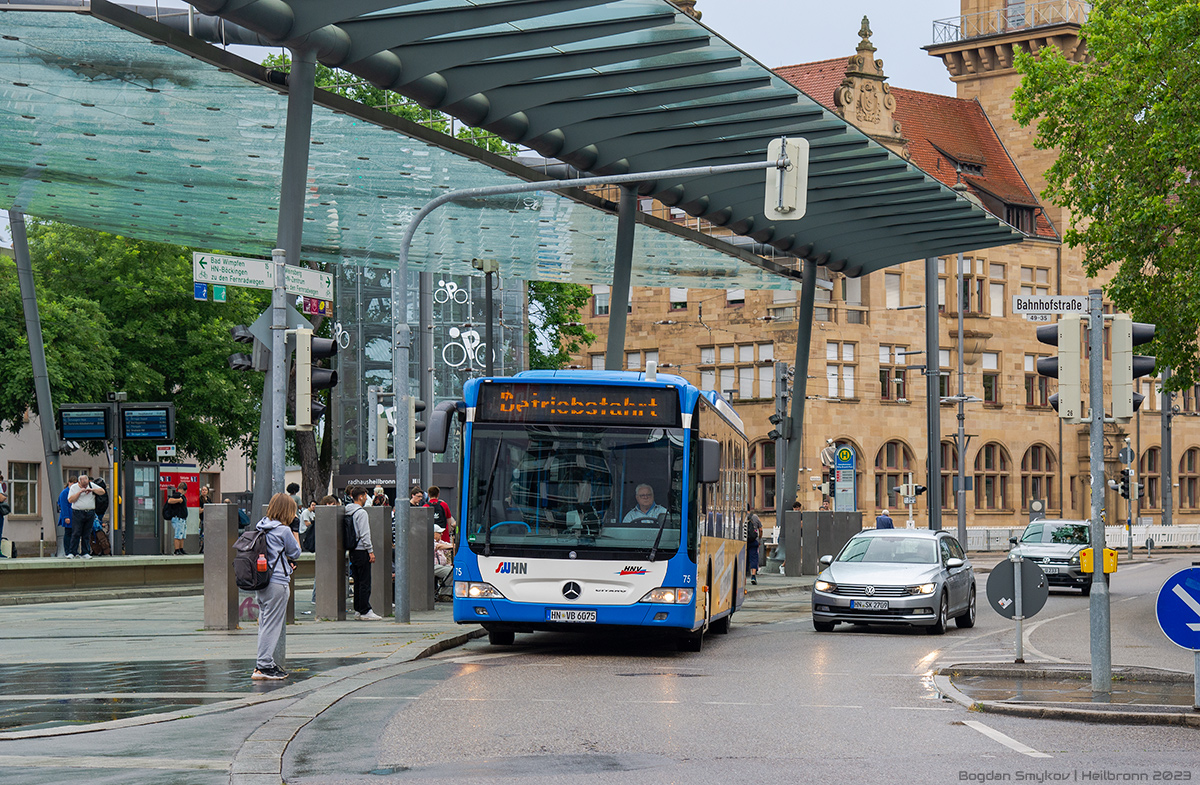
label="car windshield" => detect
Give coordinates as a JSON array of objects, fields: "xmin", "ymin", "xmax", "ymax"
[
  {"xmin": 836, "ymin": 536, "xmax": 938, "ymax": 564},
  {"xmin": 1021, "ymin": 522, "xmax": 1089, "ymax": 545},
  {"xmin": 464, "ymin": 424, "xmax": 685, "ymax": 558}
]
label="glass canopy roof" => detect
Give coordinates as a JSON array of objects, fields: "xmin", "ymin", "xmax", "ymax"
[{"xmin": 0, "ymin": 8, "xmax": 795, "ymax": 289}]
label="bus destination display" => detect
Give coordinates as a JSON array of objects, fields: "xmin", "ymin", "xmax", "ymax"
[
  {"xmin": 60, "ymin": 409, "xmax": 109, "ymax": 440},
  {"xmin": 477, "ymin": 384, "xmax": 679, "ymax": 426},
  {"xmin": 122, "ymin": 408, "xmax": 171, "ymax": 440}
]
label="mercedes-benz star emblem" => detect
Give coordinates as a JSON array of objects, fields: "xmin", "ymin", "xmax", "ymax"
[
  {"xmin": 865, "ymin": 586, "xmax": 876, "ymax": 596},
  {"xmin": 562, "ymin": 582, "xmax": 582, "ymax": 600}
]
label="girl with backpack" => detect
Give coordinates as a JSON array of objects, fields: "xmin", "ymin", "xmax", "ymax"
[{"xmin": 250, "ymin": 493, "xmax": 302, "ymax": 681}]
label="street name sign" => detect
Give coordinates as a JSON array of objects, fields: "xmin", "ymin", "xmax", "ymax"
[
  {"xmin": 192, "ymin": 253, "xmax": 333, "ymax": 300},
  {"xmin": 1012, "ymin": 295, "xmax": 1088, "ymax": 315}
]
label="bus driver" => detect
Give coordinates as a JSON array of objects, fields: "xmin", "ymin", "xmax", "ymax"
[{"xmin": 623, "ymin": 484, "xmax": 667, "ymax": 523}]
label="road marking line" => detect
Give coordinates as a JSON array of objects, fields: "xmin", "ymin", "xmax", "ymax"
[
  {"xmin": 963, "ymin": 720, "xmax": 1052, "ymax": 758},
  {"xmin": 795, "ymin": 704, "xmax": 862, "ymax": 709},
  {"xmin": 350, "ymin": 696, "xmax": 418, "ymax": 700},
  {"xmin": 702, "ymin": 701, "xmax": 759, "ymax": 705},
  {"xmin": 890, "ymin": 706, "xmax": 954, "ymax": 711}
]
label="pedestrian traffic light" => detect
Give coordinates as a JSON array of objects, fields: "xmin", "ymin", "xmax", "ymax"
[
  {"xmin": 1118, "ymin": 468, "xmax": 1132, "ymax": 500},
  {"xmin": 375, "ymin": 408, "xmax": 394, "ymax": 462},
  {"xmin": 1036, "ymin": 316, "xmax": 1084, "ymax": 423},
  {"xmin": 409, "ymin": 397, "xmax": 427, "ymax": 458},
  {"xmin": 1111, "ymin": 315, "xmax": 1156, "ymax": 422},
  {"xmin": 229, "ymin": 324, "xmax": 255, "ymax": 371},
  {"xmin": 292, "ymin": 328, "xmax": 338, "ymax": 430},
  {"xmin": 913, "ymin": 485, "xmax": 927, "ymax": 495}
]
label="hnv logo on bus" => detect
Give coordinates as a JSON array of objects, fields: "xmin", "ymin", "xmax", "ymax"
[
  {"xmin": 618, "ymin": 566, "xmax": 648, "ymax": 575},
  {"xmin": 494, "ymin": 562, "xmax": 527, "ymax": 574}
]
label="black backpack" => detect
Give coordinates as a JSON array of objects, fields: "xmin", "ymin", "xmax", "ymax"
[
  {"xmin": 233, "ymin": 528, "xmax": 279, "ymax": 591},
  {"xmin": 343, "ymin": 509, "xmax": 359, "ymax": 551},
  {"xmin": 426, "ymin": 499, "xmax": 448, "ymax": 529}
]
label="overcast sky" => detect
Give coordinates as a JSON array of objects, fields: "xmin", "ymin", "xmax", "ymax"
[{"xmin": 699, "ymin": 0, "xmax": 963, "ymax": 96}]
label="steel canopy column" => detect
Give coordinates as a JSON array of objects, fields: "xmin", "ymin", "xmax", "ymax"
[
  {"xmin": 781, "ymin": 259, "xmax": 817, "ymax": 511},
  {"xmin": 419, "ymin": 272, "xmax": 434, "ymax": 490},
  {"xmin": 10, "ymin": 210, "xmax": 61, "ymax": 549},
  {"xmin": 925, "ymin": 256, "xmax": 943, "ymax": 529},
  {"xmin": 604, "ymin": 187, "xmax": 637, "ymax": 370}
]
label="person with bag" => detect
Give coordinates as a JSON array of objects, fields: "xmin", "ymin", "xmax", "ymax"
[
  {"xmin": 90, "ymin": 478, "xmax": 111, "ymax": 556},
  {"xmin": 55, "ymin": 482, "xmax": 72, "ymax": 557},
  {"xmin": 246, "ymin": 492, "xmax": 301, "ymax": 681},
  {"xmin": 425, "ymin": 486, "xmax": 455, "ymax": 543},
  {"xmin": 164, "ymin": 484, "xmax": 189, "ymax": 555},
  {"xmin": 67, "ymin": 474, "xmax": 104, "ymax": 559},
  {"xmin": 746, "ymin": 506, "xmax": 762, "ymax": 585},
  {"xmin": 0, "ymin": 471, "xmax": 9, "ymax": 558},
  {"xmin": 345, "ymin": 486, "xmax": 383, "ymax": 621}
]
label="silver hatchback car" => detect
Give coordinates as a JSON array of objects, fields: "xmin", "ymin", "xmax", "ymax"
[{"xmin": 811, "ymin": 529, "xmax": 976, "ymax": 634}]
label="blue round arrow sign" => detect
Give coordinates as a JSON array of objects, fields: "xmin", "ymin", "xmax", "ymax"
[{"xmin": 1155, "ymin": 566, "xmax": 1200, "ymax": 651}]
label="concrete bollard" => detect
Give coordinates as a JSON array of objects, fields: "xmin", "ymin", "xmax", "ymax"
[
  {"xmin": 203, "ymin": 503, "xmax": 238, "ymax": 630},
  {"xmin": 314, "ymin": 505, "xmax": 347, "ymax": 621},
  {"xmin": 409, "ymin": 506, "xmax": 434, "ymax": 611},
  {"xmin": 368, "ymin": 506, "xmax": 394, "ymax": 617}
]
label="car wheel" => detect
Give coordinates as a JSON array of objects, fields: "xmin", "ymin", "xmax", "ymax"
[
  {"xmin": 955, "ymin": 585, "xmax": 977, "ymax": 629},
  {"xmin": 813, "ymin": 619, "xmax": 836, "ymax": 632},
  {"xmin": 926, "ymin": 592, "xmax": 948, "ymax": 635},
  {"xmin": 488, "ymin": 629, "xmax": 515, "ymax": 646}
]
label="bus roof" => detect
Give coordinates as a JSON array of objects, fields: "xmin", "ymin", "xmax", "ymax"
[{"xmin": 506, "ymin": 369, "xmax": 690, "ymax": 386}]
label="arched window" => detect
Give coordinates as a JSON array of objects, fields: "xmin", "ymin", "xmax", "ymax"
[
  {"xmin": 1180, "ymin": 448, "xmax": 1200, "ymax": 511},
  {"xmin": 748, "ymin": 439, "xmax": 776, "ymax": 512},
  {"xmin": 1139, "ymin": 447, "xmax": 1161, "ymax": 509},
  {"xmin": 940, "ymin": 441, "xmax": 959, "ymax": 511},
  {"xmin": 973, "ymin": 442, "xmax": 1011, "ymax": 511},
  {"xmin": 1021, "ymin": 444, "xmax": 1057, "ymax": 511},
  {"xmin": 874, "ymin": 440, "xmax": 915, "ymax": 509}
]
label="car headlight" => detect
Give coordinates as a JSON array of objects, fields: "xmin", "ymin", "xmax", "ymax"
[
  {"xmin": 454, "ymin": 581, "xmax": 506, "ymax": 599},
  {"xmin": 909, "ymin": 582, "xmax": 936, "ymax": 595},
  {"xmin": 639, "ymin": 587, "xmax": 694, "ymax": 604},
  {"xmin": 814, "ymin": 580, "xmax": 837, "ymax": 593},
  {"xmin": 1070, "ymin": 554, "xmax": 1080, "ymax": 565}
]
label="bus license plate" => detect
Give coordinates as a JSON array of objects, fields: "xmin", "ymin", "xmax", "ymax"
[
  {"xmin": 850, "ymin": 600, "xmax": 888, "ymax": 611},
  {"xmin": 548, "ymin": 609, "xmax": 597, "ymax": 623}
]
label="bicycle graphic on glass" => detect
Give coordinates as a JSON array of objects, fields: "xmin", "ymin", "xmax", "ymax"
[{"xmin": 435, "ymin": 280, "xmax": 492, "ymax": 368}]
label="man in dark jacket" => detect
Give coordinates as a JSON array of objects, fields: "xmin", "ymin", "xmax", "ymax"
[
  {"xmin": 345, "ymin": 486, "xmax": 382, "ymax": 621},
  {"xmin": 875, "ymin": 509, "xmax": 894, "ymax": 530}
]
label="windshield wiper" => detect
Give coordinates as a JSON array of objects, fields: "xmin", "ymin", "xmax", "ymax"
[
  {"xmin": 481, "ymin": 440, "xmax": 504, "ymax": 558},
  {"xmin": 647, "ymin": 513, "xmax": 670, "ymax": 562}
]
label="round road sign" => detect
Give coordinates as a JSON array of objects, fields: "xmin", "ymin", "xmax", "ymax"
[
  {"xmin": 1155, "ymin": 566, "xmax": 1200, "ymax": 651},
  {"xmin": 986, "ymin": 558, "xmax": 1049, "ymax": 619}
]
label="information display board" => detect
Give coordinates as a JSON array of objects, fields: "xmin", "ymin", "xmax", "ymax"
[
  {"xmin": 476, "ymin": 383, "xmax": 681, "ymax": 427},
  {"xmin": 120, "ymin": 404, "xmax": 175, "ymax": 441},
  {"xmin": 58, "ymin": 406, "xmax": 111, "ymax": 440}
]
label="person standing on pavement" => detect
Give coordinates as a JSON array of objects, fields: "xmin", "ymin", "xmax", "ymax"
[
  {"xmin": 345, "ymin": 486, "xmax": 383, "ymax": 621},
  {"xmin": 251, "ymin": 492, "xmax": 302, "ymax": 681},
  {"xmin": 409, "ymin": 486, "xmax": 425, "ymax": 507},
  {"xmin": 746, "ymin": 506, "xmax": 762, "ymax": 585},
  {"xmin": 164, "ymin": 483, "xmax": 189, "ymax": 555},
  {"xmin": 0, "ymin": 471, "xmax": 8, "ymax": 557},
  {"xmin": 67, "ymin": 473, "xmax": 104, "ymax": 559},
  {"xmin": 56, "ymin": 482, "xmax": 72, "ymax": 557},
  {"xmin": 197, "ymin": 486, "xmax": 211, "ymax": 554},
  {"xmin": 426, "ymin": 486, "xmax": 455, "ymax": 543},
  {"xmin": 875, "ymin": 509, "xmax": 894, "ymax": 530}
]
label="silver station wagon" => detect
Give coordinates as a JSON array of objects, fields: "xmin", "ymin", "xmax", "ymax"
[{"xmin": 811, "ymin": 529, "xmax": 976, "ymax": 634}]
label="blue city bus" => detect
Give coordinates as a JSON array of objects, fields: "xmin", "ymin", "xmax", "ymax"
[{"xmin": 435, "ymin": 369, "xmax": 749, "ymax": 651}]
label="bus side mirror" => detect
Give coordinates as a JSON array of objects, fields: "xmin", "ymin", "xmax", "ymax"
[
  {"xmin": 699, "ymin": 438, "xmax": 720, "ymax": 484},
  {"xmin": 425, "ymin": 400, "xmax": 461, "ymax": 454}
]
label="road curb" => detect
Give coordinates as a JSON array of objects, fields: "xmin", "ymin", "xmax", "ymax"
[{"xmin": 936, "ymin": 663, "xmax": 1200, "ymax": 727}]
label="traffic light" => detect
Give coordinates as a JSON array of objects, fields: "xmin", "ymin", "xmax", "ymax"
[
  {"xmin": 767, "ymin": 413, "xmax": 785, "ymax": 441},
  {"xmin": 1111, "ymin": 315, "xmax": 1156, "ymax": 421},
  {"xmin": 1036, "ymin": 316, "xmax": 1084, "ymax": 423},
  {"xmin": 1118, "ymin": 468, "xmax": 1131, "ymax": 500},
  {"xmin": 409, "ymin": 397, "xmax": 427, "ymax": 458},
  {"xmin": 1134, "ymin": 481, "xmax": 1145, "ymax": 500},
  {"xmin": 913, "ymin": 485, "xmax": 928, "ymax": 496},
  {"xmin": 292, "ymin": 328, "xmax": 338, "ymax": 430},
  {"xmin": 375, "ymin": 407, "xmax": 394, "ymax": 462},
  {"xmin": 229, "ymin": 324, "xmax": 255, "ymax": 371}
]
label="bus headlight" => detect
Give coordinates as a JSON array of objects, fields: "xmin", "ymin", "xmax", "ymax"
[
  {"xmin": 639, "ymin": 587, "xmax": 694, "ymax": 604},
  {"xmin": 454, "ymin": 581, "xmax": 506, "ymax": 600}
]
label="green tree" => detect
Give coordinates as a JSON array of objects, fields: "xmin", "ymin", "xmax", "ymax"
[
  {"xmin": 10, "ymin": 221, "xmax": 271, "ymax": 466},
  {"xmin": 527, "ymin": 281, "xmax": 596, "ymax": 370},
  {"xmin": 1013, "ymin": 0, "xmax": 1200, "ymax": 387}
]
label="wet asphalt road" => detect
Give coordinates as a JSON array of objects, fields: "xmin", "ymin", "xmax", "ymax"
[{"xmin": 278, "ymin": 562, "xmax": 1199, "ymax": 784}]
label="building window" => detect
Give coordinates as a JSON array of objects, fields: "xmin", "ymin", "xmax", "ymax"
[
  {"xmin": 1021, "ymin": 444, "xmax": 1057, "ymax": 511},
  {"xmin": 884, "ymin": 272, "xmax": 901, "ymax": 309},
  {"xmin": 1019, "ymin": 266, "xmax": 1050, "ymax": 298},
  {"xmin": 940, "ymin": 441, "xmax": 959, "ymax": 511},
  {"xmin": 958, "ymin": 258, "xmax": 1005, "ymax": 315},
  {"xmin": 982, "ymin": 352, "xmax": 1001, "ymax": 403},
  {"xmin": 589, "ymin": 353, "xmax": 605, "ymax": 370},
  {"xmin": 973, "ymin": 442, "xmax": 1010, "ymax": 511},
  {"xmin": 826, "ymin": 341, "xmax": 856, "ymax": 399},
  {"xmin": 701, "ymin": 343, "xmax": 775, "ymax": 399},
  {"xmin": 726, "ymin": 288, "xmax": 745, "ymax": 306},
  {"xmin": 626, "ymin": 351, "xmax": 640, "ymax": 370},
  {"xmin": 879, "ymin": 344, "xmax": 908, "ymax": 401},
  {"xmin": 1025, "ymin": 354, "xmax": 1049, "ymax": 406},
  {"xmin": 669, "ymin": 287, "xmax": 688, "ymax": 310},
  {"xmin": 1180, "ymin": 448, "xmax": 1200, "ymax": 510},
  {"xmin": 874, "ymin": 440, "xmax": 914, "ymax": 509},
  {"xmin": 939, "ymin": 349, "xmax": 952, "ymax": 398},
  {"xmin": 1139, "ymin": 448, "xmax": 1161, "ymax": 509},
  {"xmin": 749, "ymin": 440, "xmax": 776, "ymax": 511},
  {"xmin": 644, "ymin": 350, "xmax": 658, "ymax": 369},
  {"xmin": 1139, "ymin": 377, "xmax": 1161, "ymax": 412},
  {"xmin": 6, "ymin": 461, "xmax": 39, "ymax": 516},
  {"xmin": 1005, "ymin": 204, "xmax": 1035, "ymax": 233}
]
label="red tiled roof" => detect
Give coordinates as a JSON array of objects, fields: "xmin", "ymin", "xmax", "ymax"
[{"xmin": 773, "ymin": 61, "xmax": 1057, "ymax": 240}]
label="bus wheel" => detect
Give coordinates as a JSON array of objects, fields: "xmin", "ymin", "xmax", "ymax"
[
  {"xmin": 488, "ymin": 629, "xmax": 515, "ymax": 646},
  {"xmin": 711, "ymin": 578, "xmax": 734, "ymax": 634}
]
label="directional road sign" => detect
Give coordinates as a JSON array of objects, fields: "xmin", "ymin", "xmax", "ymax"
[
  {"xmin": 192, "ymin": 252, "xmax": 333, "ymax": 300},
  {"xmin": 987, "ymin": 558, "xmax": 1049, "ymax": 619},
  {"xmin": 1156, "ymin": 566, "xmax": 1200, "ymax": 650}
]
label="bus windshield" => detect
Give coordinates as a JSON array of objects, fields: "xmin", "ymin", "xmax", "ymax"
[{"xmin": 464, "ymin": 424, "xmax": 686, "ymax": 559}]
